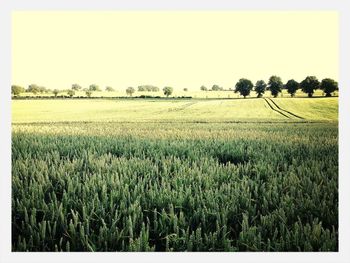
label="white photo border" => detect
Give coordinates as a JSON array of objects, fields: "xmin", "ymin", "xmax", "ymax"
[{"xmin": 1, "ymin": 1, "xmax": 349, "ymax": 263}]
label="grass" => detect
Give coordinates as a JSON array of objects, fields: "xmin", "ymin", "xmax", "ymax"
[{"xmin": 11, "ymin": 97, "xmax": 338, "ymax": 252}]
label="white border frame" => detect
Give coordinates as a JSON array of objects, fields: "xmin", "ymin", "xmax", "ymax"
[{"xmin": 1, "ymin": 1, "xmax": 349, "ymax": 263}]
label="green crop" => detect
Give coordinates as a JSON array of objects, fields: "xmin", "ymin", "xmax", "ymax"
[{"xmin": 12, "ymin": 121, "xmax": 338, "ymax": 251}]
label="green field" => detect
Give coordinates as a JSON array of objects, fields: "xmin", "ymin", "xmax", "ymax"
[{"xmin": 12, "ymin": 97, "xmax": 338, "ymax": 251}]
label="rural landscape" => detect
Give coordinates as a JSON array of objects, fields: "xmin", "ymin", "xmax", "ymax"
[
  {"xmin": 11, "ymin": 76, "xmax": 338, "ymax": 252},
  {"xmin": 11, "ymin": 11, "xmax": 338, "ymax": 253}
]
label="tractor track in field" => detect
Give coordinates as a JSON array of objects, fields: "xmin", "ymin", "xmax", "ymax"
[
  {"xmin": 263, "ymin": 98, "xmax": 291, "ymax": 119},
  {"xmin": 167, "ymin": 101, "xmax": 198, "ymax": 112},
  {"xmin": 266, "ymin": 98, "xmax": 304, "ymax": 119}
]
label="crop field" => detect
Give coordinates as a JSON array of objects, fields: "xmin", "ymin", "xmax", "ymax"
[
  {"xmin": 11, "ymin": 97, "xmax": 338, "ymax": 252},
  {"xmin": 12, "ymin": 97, "xmax": 338, "ymax": 123}
]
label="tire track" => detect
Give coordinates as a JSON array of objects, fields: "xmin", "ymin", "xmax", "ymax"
[
  {"xmin": 167, "ymin": 101, "xmax": 198, "ymax": 112},
  {"xmin": 267, "ymin": 98, "xmax": 304, "ymax": 119},
  {"xmin": 263, "ymin": 98, "xmax": 291, "ymax": 119}
]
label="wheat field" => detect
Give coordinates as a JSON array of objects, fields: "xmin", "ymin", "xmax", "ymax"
[{"xmin": 11, "ymin": 97, "xmax": 338, "ymax": 251}]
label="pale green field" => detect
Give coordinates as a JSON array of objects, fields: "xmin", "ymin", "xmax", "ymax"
[
  {"xmin": 12, "ymin": 97, "xmax": 338, "ymax": 124},
  {"xmin": 272, "ymin": 98, "xmax": 338, "ymax": 120}
]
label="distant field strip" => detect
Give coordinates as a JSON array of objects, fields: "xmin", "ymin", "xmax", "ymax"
[{"xmin": 11, "ymin": 98, "xmax": 338, "ymax": 123}]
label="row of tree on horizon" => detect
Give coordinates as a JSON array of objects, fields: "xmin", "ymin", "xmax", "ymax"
[{"xmin": 11, "ymin": 75, "xmax": 338, "ymax": 98}]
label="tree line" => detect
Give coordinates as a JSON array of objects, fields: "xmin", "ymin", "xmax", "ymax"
[
  {"xmin": 11, "ymin": 83, "xmax": 173, "ymax": 98},
  {"xmin": 11, "ymin": 84, "xmax": 107, "ymax": 98},
  {"xmin": 126, "ymin": 86, "xmax": 173, "ymax": 97},
  {"xmin": 200, "ymin": 85, "xmax": 224, "ymax": 91},
  {"xmin": 232, "ymin": 76, "xmax": 338, "ymax": 98},
  {"xmin": 11, "ymin": 76, "xmax": 338, "ymax": 98}
]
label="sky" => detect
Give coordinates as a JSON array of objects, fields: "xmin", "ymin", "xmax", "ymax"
[{"xmin": 12, "ymin": 11, "xmax": 338, "ymax": 91}]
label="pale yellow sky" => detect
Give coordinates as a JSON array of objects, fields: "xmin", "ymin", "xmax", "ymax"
[{"xmin": 12, "ymin": 11, "xmax": 338, "ymax": 91}]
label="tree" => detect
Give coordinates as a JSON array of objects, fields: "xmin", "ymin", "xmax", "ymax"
[
  {"xmin": 72, "ymin": 84, "xmax": 82, "ymax": 91},
  {"xmin": 267, "ymin": 76, "xmax": 283, "ymax": 97},
  {"xmin": 183, "ymin": 88, "xmax": 188, "ymax": 91},
  {"xmin": 234, "ymin": 78, "xmax": 253, "ymax": 98},
  {"xmin": 67, "ymin": 89, "xmax": 75, "ymax": 98},
  {"xmin": 89, "ymin": 84, "xmax": 101, "ymax": 91},
  {"xmin": 211, "ymin": 85, "xmax": 223, "ymax": 91},
  {"xmin": 163, "ymin": 86, "xmax": 173, "ymax": 97},
  {"xmin": 11, "ymin": 85, "xmax": 25, "ymax": 96},
  {"xmin": 38, "ymin": 86, "xmax": 47, "ymax": 93},
  {"xmin": 53, "ymin": 89, "xmax": 59, "ymax": 97},
  {"xmin": 126, "ymin": 87, "xmax": 135, "ymax": 97},
  {"xmin": 300, "ymin": 76, "xmax": 320, "ymax": 97},
  {"xmin": 86, "ymin": 90, "xmax": 92, "ymax": 98},
  {"xmin": 27, "ymin": 84, "xmax": 40, "ymax": 95},
  {"xmin": 137, "ymin": 85, "xmax": 159, "ymax": 92},
  {"xmin": 200, "ymin": 85, "xmax": 208, "ymax": 91},
  {"xmin": 285, "ymin": 79, "xmax": 299, "ymax": 97},
  {"xmin": 320, "ymin": 78, "xmax": 338, "ymax": 97},
  {"xmin": 105, "ymin": 86, "xmax": 115, "ymax": 92},
  {"xmin": 254, "ymin": 80, "xmax": 267, "ymax": 98}
]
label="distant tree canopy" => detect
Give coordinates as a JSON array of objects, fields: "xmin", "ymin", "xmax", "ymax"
[
  {"xmin": 27, "ymin": 84, "xmax": 41, "ymax": 94},
  {"xmin": 211, "ymin": 85, "xmax": 224, "ymax": 91},
  {"xmin": 105, "ymin": 86, "xmax": 115, "ymax": 92},
  {"xmin": 268, "ymin": 76, "xmax": 283, "ymax": 97},
  {"xmin": 53, "ymin": 89, "xmax": 59, "ymax": 97},
  {"xmin": 85, "ymin": 90, "xmax": 93, "ymax": 98},
  {"xmin": 320, "ymin": 78, "xmax": 338, "ymax": 97},
  {"xmin": 72, "ymin": 84, "xmax": 82, "ymax": 91},
  {"xmin": 138, "ymin": 85, "xmax": 159, "ymax": 92},
  {"xmin": 200, "ymin": 85, "xmax": 208, "ymax": 91},
  {"xmin": 300, "ymin": 76, "xmax": 320, "ymax": 98},
  {"xmin": 285, "ymin": 79, "xmax": 299, "ymax": 97},
  {"xmin": 67, "ymin": 89, "xmax": 75, "ymax": 98},
  {"xmin": 11, "ymin": 85, "xmax": 25, "ymax": 96},
  {"xmin": 38, "ymin": 86, "xmax": 47, "ymax": 93},
  {"xmin": 89, "ymin": 84, "xmax": 101, "ymax": 92},
  {"xmin": 234, "ymin": 78, "xmax": 253, "ymax": 98},
  {"xmin": 254, "ymin": 80, "xmax": 267, "ymax": 98},
  {"xmin": 163, "ymin": 86, "xmax": 173, "ymax": 97},
  {"xmin": 126, "ymin": 87, "xmax": 135, "ymax": 97}
]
